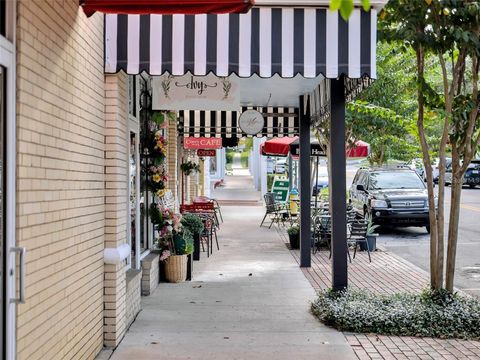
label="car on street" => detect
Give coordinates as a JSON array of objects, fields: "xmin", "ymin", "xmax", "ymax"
[
  {"xmin": 445, "ymin": 159, "xmax": 480, "ymax": 188},
  {"xmin": 433, "ymin": 157, "xmax": 452, "ymax": 184},
  {"xmin": 405, "ymin": 158, "xmax": 426, "ymax": 181},
  {"xmin": 349, "ymin": 167, "xmax": 431, "ymax": 233}
]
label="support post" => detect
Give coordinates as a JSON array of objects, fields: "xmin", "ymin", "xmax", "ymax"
[
  {"xmin": 299, "ymin": 95, "xmax": 311, "ymax": 267},
  {"xmin": 330, "ymin": 77, "xmax": 348, "ymax": 291},
  {"xmin": 288, "ymin": 154, "xmax": 293, "ymax": 191}
]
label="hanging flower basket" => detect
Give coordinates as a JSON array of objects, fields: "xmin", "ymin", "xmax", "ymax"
[
  {"xmin": 164, "ymin": 254, "xmax": 188, "ymax": 283},
  {"xmin": 180, "ymin": 160, "xmax": 201, "ymax": 176}
]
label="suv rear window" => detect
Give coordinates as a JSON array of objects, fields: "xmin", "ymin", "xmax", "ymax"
[{"xmin": 369, "ymin": 171, "xmax": 425, "ymax": 190}]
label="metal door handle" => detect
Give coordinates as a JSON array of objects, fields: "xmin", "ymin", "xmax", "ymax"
[{"xmin": 11, "ymin": 247, "xmax": 26, "ymax": 304}]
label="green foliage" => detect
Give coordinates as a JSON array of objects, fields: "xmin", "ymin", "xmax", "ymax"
[
  {"xmin": 312, "ymin": 288, "xmax": 480, "ymax": 339},
  {"xmin": 225, "ymin": 149, "xmax": 234, "ymax": 164},
  {"xmin": 240, "ymin": 151, "xmax": 249, "ymax": 168},
  {"xmin": 330, "ymin": 0, "xmax": 370, "ymax": 20},
  {"xmin": 180, "ymin": 160, "xmax": 201, "ymax": 176},
  {"xmin": 267, "ymin": 174, "xmax": 275, "ymax": 191},
  {"xmin": 181, "ymin": 213, "xmax": 204, "ymax": 234},
  {"xmin": 366, "ymin": 214, "xmax": 380, "ymax": 235},
  {"xmin": 173, "ymin": 231, "xmax": 194, "ymax": 255},
  {"xmin": 287, "ymin": 225, "xmax": 300, "ymax": 236}
]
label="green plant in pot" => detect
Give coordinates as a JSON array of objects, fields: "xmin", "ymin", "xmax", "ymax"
[
  {"xmin": 287, "ymin": 225, "xmax": 300, "ymax": 249},
  {"xmin": 180, "ymin": 160, "xmax": 201, "ymax": 176},
  {"xmin": 181, "ymin": 214, "xmax": 204, "ymax": 260},
  {"xmin": 361, "ymin": 215, "xmax": 380, "ymax": 252}
]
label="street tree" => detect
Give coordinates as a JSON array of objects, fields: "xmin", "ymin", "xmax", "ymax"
[{"xmin": 380, "ymin": 0, "xmax": 480, "ymax": 291}]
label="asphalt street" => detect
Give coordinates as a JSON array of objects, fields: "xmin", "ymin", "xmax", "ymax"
[{"xmin": 346, "ymin": 163, "xmax": 480, "ymax": 297}]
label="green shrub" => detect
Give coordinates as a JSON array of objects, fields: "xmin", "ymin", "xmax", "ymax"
[
  {"xmin": 267, "ymin": 174, "xmax": 275, "ymax": 191},
  {"xmin": 287, "ymin": 225, "xmax": 300, "ymax": 236},
  {"xmin": 181, "ymin": 213, "xmax": 204, "ymax": 234},
  {"xmin": 226, "ymin": 149, "xmax": 235, "ymax": 164},
  {"xmin": 240, "ymin": 151, "xmax": 249, "ymax": 168},
  {"xmin": 311, "ymin": 288, "xmax": 480, "ymax": 339}
]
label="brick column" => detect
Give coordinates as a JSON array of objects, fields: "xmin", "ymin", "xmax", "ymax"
[{"xmin": 104, "ymin": 73, "xmax": 128, "ymax": 347}]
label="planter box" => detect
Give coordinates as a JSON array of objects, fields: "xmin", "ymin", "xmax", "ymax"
[
  {"xmin": 288, "ymin": 233, "xmax": 300, "ymax": 249},
  {"xmin": 359, "ymin": 235, "xmax": 377, "ymax": 252},
  {"xmin": 164, "ymin": 254, "xmax": 188, "ymax": 283}
]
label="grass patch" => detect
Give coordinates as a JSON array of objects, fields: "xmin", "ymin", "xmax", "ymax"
[{"xmin": 311, "ymin": 288, "xmax": 480, "ymax": 340}]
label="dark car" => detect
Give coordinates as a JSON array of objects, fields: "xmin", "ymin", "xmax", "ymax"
[
  {"xmin": 445, "ymin": 159, "xmax": 480, "ymax": 188},
  {"xmin": 349, "ymin": 167, "xmax": 431, "ymax": 233}
]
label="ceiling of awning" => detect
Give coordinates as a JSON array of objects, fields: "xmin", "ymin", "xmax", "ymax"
[
  {"xmin": 81, "ymin": 0, "xmax": 254, "ymax": 18},
  {"xmin": 104, "ymin": 6, "xmax": 378, "ymax": 79},
  {"xmin": 178, "ymin": 106, "xmax": 298, "ymax": 139}
]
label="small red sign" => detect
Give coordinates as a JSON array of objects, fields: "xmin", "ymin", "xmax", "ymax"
[
  {"xmin": 184, "ymin": 137, "xmax": 222, "ymax": 149},
  {"xmin": 197, "ymin": 149, "xmax": 216, "ymax": 157}
]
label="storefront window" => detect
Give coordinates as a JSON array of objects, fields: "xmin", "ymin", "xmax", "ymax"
[
  {"xmin": 129, "ymin": 131, "xmax": 138, "ymax": 264},
  {"xmin": 0, "ymin": 0, "xmax": 5, "ymax": 36}
]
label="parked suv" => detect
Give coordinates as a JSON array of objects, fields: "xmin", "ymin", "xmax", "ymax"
[
  {"xmin": 349, "ymin": 167, "xmax": 431, "ymax": 232},
  {"xmin": 445, "ymin": 159, "xmax": 480, "ymax": 188}
]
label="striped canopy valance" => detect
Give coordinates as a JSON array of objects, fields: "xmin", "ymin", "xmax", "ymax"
[
  {"xmin": 105, "ymin": 7, "xmax": 377, "ymax": 79},
  {"xmin": 178, "ymin": 106, "xmax": 299, "ymax": 138}
]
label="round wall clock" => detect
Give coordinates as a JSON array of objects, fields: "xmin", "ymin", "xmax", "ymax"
[{"xmin": 238, "ymin": 109, "xmax": 264, "ymax": 135}]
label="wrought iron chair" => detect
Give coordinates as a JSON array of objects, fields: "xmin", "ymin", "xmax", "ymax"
[
  {"xmin": 348, "ymin": 219, "xmax": 371, "ymax": 262},
  {"xmin": 260, "ymin": 192, "xmax": 289, "ymax": 228}
]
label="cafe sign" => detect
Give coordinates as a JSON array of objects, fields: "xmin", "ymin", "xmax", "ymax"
[
  {"xmin": 152, "ymin": 73, "xmax": 240, "ymax": 111},
  {"xmin": 184, "ymin": 137, "xmax": 222, "ymax": 149}
]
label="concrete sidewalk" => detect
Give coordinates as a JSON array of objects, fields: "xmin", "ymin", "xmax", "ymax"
[{"xmin": 109, "ymin": 205, "xmax": 356, "ymax": 360}]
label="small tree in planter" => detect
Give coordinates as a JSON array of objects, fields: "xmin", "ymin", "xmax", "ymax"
[
  {"xmin": 360, "ymin": 215, "xmax": 380, "ymax": 252},
  {"xmin": 287, "ymin": 225, "xmax": 300, "ymax": 249}
]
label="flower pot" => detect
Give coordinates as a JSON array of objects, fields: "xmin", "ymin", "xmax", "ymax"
[
  {"xmin": 359, "ymin": 235, "xmax": 377, "ymax": 252},
  {"xmin": 288, "ymin": 233, "xmax": 300, "ymax": 249},
  {"xmin": 164, "ymin": 254, "xmax": 188, "ymax": 283}
]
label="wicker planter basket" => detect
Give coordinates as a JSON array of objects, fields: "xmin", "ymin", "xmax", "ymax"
[{"xmin": 164, "ymin": 254, "xmax": 188, "ymax": 283}]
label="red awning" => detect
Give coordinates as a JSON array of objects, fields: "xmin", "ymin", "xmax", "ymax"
[
  {"xmin": 261, "ymin": 137, "xmax": 298, "ymax": 157},
  {"xmin": 80, "ymin": 0, "xmax": 254, "ymax": 17},
  {"xmin": 346, "ymin": 140, "xmax": 369, "ymax": 158}
]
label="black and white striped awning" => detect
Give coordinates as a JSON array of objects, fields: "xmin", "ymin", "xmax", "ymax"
[
  {"xmin": 105, "ymin": 7, "xmax": 377, "ymax": 79},
  {"xmin": 178, "ymin": 106, "xmax": 299, "ymax": 138}
]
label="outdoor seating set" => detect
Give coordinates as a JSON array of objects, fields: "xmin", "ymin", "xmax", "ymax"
[
  {"xmin": 261, "ymin": 192, "xmax": 375, "ymax": 262},
  {"xmin": 180, "ymin": 197, "xmax": 222, "ymax": 259}
]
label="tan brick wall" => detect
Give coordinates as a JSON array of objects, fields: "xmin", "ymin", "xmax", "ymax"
[
  {"xmin": 141, "ymin": 253, "xmax": 160, "ymax": 296},
  {"xmin": 104, "ymin": 73, "xmax": 129, "ymax": 347},
  {"xmin": 125, "ymin": 269, "xmax": 142, "ymax": 329},
  {"xmin": 166, "ymin": 117, "xmax": 178, "ymax": 202},
  {"xmin": 16, "ymin": 1, "xmax": 105, "ymax": 359}
]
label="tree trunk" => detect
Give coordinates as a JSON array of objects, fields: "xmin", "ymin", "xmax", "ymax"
[
  {"xmin": 415, "ymin": 46, "xmax": 440, "ymax": 289},
  {"xmin": 446, "ymin": 169, "xmax": 463, "ymax": 292}
]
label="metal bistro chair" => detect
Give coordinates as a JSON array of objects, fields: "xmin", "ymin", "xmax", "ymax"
[
  {"xmin": 260, "ymin": 192, "xmax": 288, "ymax": 228},
  {"xmin": 348, "ymin": 219, "xmax": 371, "ymax": 263}
]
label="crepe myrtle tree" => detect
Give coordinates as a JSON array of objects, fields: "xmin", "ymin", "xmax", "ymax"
[
  {"xmin": 380, "ymin": 0, "xmax": 480, "ymax": 292},
  {"xmin": 329, "ymin": 0, "xmax": 371, "ymax": 20}
]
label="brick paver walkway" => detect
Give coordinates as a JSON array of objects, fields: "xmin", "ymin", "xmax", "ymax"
[{"xmin": 276, "ymin": 227, "xmax": 480, "ymax": 360}]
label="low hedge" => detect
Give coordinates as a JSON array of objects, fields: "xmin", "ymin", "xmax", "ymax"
[{"xmin": 311, "ymin": 288, "xmax": 480, "ymax": 339}]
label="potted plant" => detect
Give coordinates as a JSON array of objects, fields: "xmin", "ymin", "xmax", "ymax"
[
  {"xmin": 181, "ymin": 214, "xmax": 204, "ymax": 261},
  {"xmin": 180, "ymin": 160, "xmax": 201, "ymax": 176},
  {"xmin": 360, "ymin": 215, "xmax": 379, "ymax": 252},
  {"xmin": 164, "ymin": 229, "xmax": 194, "ymax": 283},
  {"xmin": 287, "ymin": 225, "xmax": 300, "ymax": 249}
]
